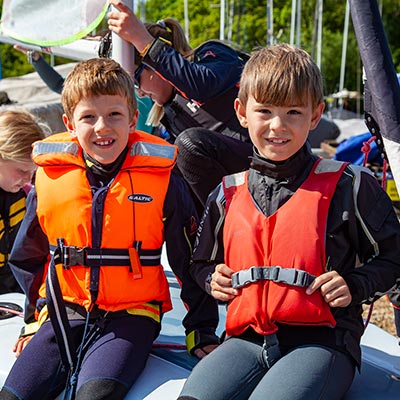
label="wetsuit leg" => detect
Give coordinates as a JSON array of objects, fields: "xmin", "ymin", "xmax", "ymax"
[
  {"xmin": 1, "ymin": 319, "xmax": 85, "ymax": 400},
  {"xmin": 178, "ymin": 337, "xmax": 267, "ymax": 400},
  {"xmin": 75, "ymin": 314, "xmax": 159, "ymax": 400},
  {"xmin": 175, "ymin": 128, "xmax": 253, "ymax": 208},
  {"xmin": 248, "ymin": 345, "xmax": 355, "ymax": 400}
]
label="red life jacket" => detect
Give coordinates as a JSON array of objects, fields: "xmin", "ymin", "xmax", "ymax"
[
  {"xmin": 222, "ymin": 159, "xmax": 347, "ymax": 336},
  {"xmin": 33, "ymin": 131, "xmax": 176, "ymax": 313}
]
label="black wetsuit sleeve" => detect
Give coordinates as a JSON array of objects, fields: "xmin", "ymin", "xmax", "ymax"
[
  {"xmin": 163, "ymin": 172, "xmax": 219, "ymax": 344},
  {"xmin": 32, "ymin": 56, "xmax": 64, "ymax": 94},
  {"xmin": 189, "ymin": 183, "xmax": 226, "ymax": 295},
  {"xmin": 338, "ymin": 169, "xmax": 400, "ymax": 305},
  {"xmin": 8, "ymin": 188, "xmax": 49, "ymax": 323}
]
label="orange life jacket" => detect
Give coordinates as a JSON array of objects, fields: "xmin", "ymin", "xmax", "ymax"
[
  {"xmin": 33, "ymin": 131, "xmax": 177, "ymax": 313},
  {"xmin": 222, "ymin": 159, "xmax": 347, "ymax": 336}
]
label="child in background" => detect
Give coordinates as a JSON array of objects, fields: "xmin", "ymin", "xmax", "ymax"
[
  {"xmin": 178, "ymin": 44, "xmax": 400, "ymax": 400},
  {"xmin": 0, "ymin": 58, "xmax": 218, "ymax": 400},
  {"xmin": 0, "ymin": 110, "xmax": 47, "ymax": 294}
]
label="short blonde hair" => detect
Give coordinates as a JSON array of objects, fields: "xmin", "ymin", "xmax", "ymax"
[
  {"xmin": 62, "ymin": 58, "xmax": 137, "ymax": 122},
  {"xmin": 0, "ymin": 110, "xmax": 47, "ymax": 162},
  {"xmin": 238, "ymin": 44, "xmax": 324, "ymax": 110}
]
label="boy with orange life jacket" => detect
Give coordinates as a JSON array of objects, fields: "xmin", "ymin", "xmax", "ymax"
[
  {"xmin": 0, "ymin": 58, "xmax": 219, "ymax": 400},
  {"xmin": 178, "ymin": 44, "xmax": 400, "ymax": 400}
]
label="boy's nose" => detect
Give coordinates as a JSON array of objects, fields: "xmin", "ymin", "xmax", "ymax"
[
  {"xmin": 95, "ymin": 116, "xmax": 108, "ymax": 132},
  {"xmin": 269, "ymin": 115, "xmax": 285, "ymax": 131}
]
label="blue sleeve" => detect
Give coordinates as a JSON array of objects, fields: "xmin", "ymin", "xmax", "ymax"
[
  {"xmin": 143, "ymin": 40, "xmax": 245, "ymax": 103},
  {"xmin": 9, "ymin": 187, "xmax": 49, "ymax": 323}
]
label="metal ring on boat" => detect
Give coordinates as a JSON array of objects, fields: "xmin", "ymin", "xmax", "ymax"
[{"xmin": 0, "ymin": 302, "xmax": 23, "ymax": 320}]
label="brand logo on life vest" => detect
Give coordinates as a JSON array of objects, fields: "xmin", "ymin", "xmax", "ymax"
[{"xmin": 128, "ymin": 194, "xmax": 153, "ymax": 203}]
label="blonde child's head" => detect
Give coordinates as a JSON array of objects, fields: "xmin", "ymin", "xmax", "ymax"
[
  {"xmin": 61, "ymin": 58, "xmax": 137, "ymax": 123},
  {"xmin": 0, "ymin": 109, "xmax": 47, "ymax": 163},
  {"xmin": 238, "ymin": 44, "xmax": 324, "ymax": 111},
  {"xmin": 139, "ymin": 18, "xmax": 193, "ymax": 127}
]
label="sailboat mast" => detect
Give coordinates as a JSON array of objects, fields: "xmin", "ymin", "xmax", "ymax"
[
  {"xmin": 290, "ymin": 0, "xmax": 296, "ymax": 45},
  {"xmin": 296, "ymin": 0, "xmax": 301, "ymax": 47},
  {"xmin": 111, "ymin": 0, "xmax": 136, "ymax": 75},
  {"xmin": 266, "ymin": 0, "xmax": 273, "ymax": 46},
  {"xmin": 220, "ymin": 0, "xmax": 225, "ymax": 40},
  {"xmin": 184, "ymin": 0, "xmax": 190, "ymax": 42},
  {"xmin": 339, "ymin": 0, "xmax": 350, "ymax": 106},
  {"xmin": 316, "ymin": 0, "xmax": 323, "ymax": 68}
]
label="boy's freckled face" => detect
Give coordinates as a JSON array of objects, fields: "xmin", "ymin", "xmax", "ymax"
[
  {"xmin": 235, "ymin": 95, "xmax": 324, "ymax": 161},
  {"xmin": 63, "ymin": 94, "xmax": 137, "ymax": 165}
]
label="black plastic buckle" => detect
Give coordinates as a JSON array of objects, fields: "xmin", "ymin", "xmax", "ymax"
[{"xmin": 63, "ymin": 246, "xmax": 88, "ymax": 269}]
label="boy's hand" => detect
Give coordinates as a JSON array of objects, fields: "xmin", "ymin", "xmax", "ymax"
[
  {"xmin": 210, "ymin": 263, "xmax": 239, "ymax": 302},
  {"xmin": 193, "ymin": 344, "xmax": 219, "ymax": 359},
  {"xmin": 13, "ymin": 335, "xmax": 33, "ymax": 357},
  {"xmin": 107, "ymin": 0, "xmax": 154, "ymax": 53},
  {"xmin": 306, "ymin": 271, "xmax": 352, "ymax": 308}
]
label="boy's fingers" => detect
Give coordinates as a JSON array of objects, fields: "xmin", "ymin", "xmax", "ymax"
[
  {"xmin": 306, "ymin": 271, "xmax": 340, "ymax": 295},
  {"xmin": 306, "ymin": 275, "xmax": 326, "ymax": 295}
]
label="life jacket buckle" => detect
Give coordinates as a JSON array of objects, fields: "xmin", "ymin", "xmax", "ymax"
[
  {"xmin": 232, "ymin": 266, "xmax": 316, "ymax": 289},
  {"xmin": 232, "ymin": 266, "xmax": 262, "ymax": 288},
  {"xmin": 62, "ymin": 246, "xmax": 88, "ymax": 269}
]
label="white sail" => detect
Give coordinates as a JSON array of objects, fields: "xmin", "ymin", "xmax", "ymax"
[{"xmin": 1, "ymin": 0, "xmax": 108, "ymax": 47}]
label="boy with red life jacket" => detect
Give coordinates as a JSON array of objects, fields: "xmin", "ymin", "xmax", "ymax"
[
  {"xmin": 178, "ymin": 44, "xmax": 400, "ymax": 400},
  {"xmin": 0, "ymin": 58, "xmax": 219, "ymax": 400}
]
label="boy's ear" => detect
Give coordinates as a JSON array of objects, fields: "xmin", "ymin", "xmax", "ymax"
[
  {"xmin": 63, "ymin": 114, "xmax": 76, "ymax": 136},
  {"xmin": 234, "ymin": 98, "xmax": 248, "ymax": 128},
  {"xmin": 129, "ymin": 110, "xmax": 139, "ymax": 132},
  {"xmin": 310, "ymin": 102, "xmax": 325, "ymax": 130}
]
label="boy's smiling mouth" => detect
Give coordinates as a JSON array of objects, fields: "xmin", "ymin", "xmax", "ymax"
[
  {"xmin": 267, "ymin": 138, "xmax": 289, "ymax": 144},
  {"xmin": 95, "ymin": 139, "xmax": 115, "ymax": 146}
]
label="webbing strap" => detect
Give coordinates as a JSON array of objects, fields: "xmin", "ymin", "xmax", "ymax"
[
  {"xmin": 50, "ymin": 245, "xmax": 162, "ymax": 268},
  {"xmin": 46, "ymin": 253, "xmax": 77, "ymax": 372},
  {"xmin": 231, "ymin": 266, "xmax": 316, "ymax": 289}
]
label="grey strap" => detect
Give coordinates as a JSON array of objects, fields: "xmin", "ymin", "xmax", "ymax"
[{"xmin": 231, "ymin": 266, "xmax": 316, "ymax": 289}]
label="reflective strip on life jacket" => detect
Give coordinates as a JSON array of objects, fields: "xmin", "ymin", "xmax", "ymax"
[{"xmin": 49, "ymin": 244, "xmax": 162, "ymax": 268}]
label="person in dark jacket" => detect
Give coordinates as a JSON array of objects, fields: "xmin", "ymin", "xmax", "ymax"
[
  {"xmin": 0, "ymin": 110, "xmax": 47, "ymax": 294},
  {"xmin": 178, "ymin": 44, "xmax": 400, "ymax": 400},
  {"xmin": 107, "ymin": 0, "xmax": 252, "ymax": 213}
]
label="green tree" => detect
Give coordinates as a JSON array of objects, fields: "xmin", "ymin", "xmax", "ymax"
[{"xmin": 0, "ymin": 0, "xmax": 399, "ymax": 101}]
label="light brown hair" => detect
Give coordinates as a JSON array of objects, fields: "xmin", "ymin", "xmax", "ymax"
[
  {"xmin": 61, "ymin": 58, "xmax": 137, "ymax": 122},
  {"xmin": 0, "ymin": 109, "xmax": 47, "ymax": 162},
  {"xmin": 238, "ymin": 44, "xmax": 324, "ymax": 110}
]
